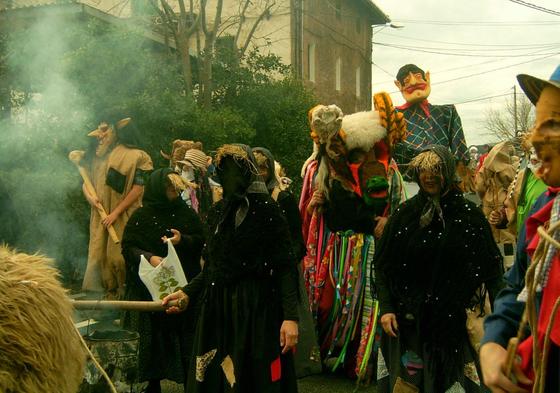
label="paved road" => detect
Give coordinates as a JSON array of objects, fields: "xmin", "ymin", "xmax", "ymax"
[{"xmin": 160, "ymin": 374, "xmax": 378, "ymax": 392}]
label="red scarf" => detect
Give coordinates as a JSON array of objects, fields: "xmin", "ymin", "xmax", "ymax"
[
  {"xmin": 518, "ymin": 187, "xmax": 560, "ymax": 381},
  {"xmin": 396, "ymin": 99, "xmax": 431, "ymax": 118}
]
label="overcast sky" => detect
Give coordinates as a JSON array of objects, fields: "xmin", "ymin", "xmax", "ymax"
[{"xmin": 370, "ymin": 0, "xmax": 560, "ymax": 145}]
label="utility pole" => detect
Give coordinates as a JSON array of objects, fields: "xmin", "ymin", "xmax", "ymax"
[{"xmin": 514, "ymin": 85, "xmax": 518, "ymax": 137}]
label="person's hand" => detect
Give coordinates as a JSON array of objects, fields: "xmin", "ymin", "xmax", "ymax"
[
  {"xmin": 310, "ymin": 191, "xmax": 324, "ymax": 207},
  {"xmin": 86, "ymin": 194, "xmax": 102, "ymax": 210},
  {"xmin": 374, "ymin": 216, "xmax": 388, "ymax": 239},
  {"xmin": 83, "ymin": 184, "xmax": 102, "ymax": 210},
  {"xmin": 380, "ymin": 313, "xmax": 398, "ymax": 338},
  {"xmin": 162, "ymin": 290, "xmax": 189, "ymax": 314},
  {"xmin": 307, "ymin": 190, "xmax": 324, "ymax": 213},
  {"xmin": 489, "ymin": 210, "xmax": 504, "ymax": 226},
  {"xmin": 149, "ymin": 255, "xmax": 163, "ymax": 267},
  {"xmin": 480, "ymin": 342, "xmax": 531, "ymax": 393},
  {"xmin": 102, "ymin": 210, "xmax": 120, "ymax": 227},
  {"xmin": 280, "ymin": 320, "xmax": 299, "ymax": 354},
  {"xmin": 162, "ymin": 229, "xmax": 182, "ymax": 245}
]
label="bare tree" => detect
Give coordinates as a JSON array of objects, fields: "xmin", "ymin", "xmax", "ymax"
[
  {"xmin": 150, "ymin": 0, "xmax": 200, "ymax": 96},
  {"xmin": 150, "ymin": 0, "xmax": 277, "ymax": 108},
  {"xmin": 483, "ymin": 94, "xmax": 534, "ymax": 141}
]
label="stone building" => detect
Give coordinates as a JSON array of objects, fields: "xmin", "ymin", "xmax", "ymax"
[{"xmin": 1, "ymin": 0, "xmax": 389, "ymax": 113}]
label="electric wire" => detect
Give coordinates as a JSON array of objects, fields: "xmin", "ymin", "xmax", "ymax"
[
  {"xmin": 507, "ymin": 0, "xmax": 560, "ymax": 17},
  {"xmin": 372, "ymin": 41, "xmax": 560, "ymax": 57}
]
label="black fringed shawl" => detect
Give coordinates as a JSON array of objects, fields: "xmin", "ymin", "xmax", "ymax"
[
  {"xmin": 184, "ymin": 144, "xmax": 300, "ymax": 320},
  {"xmin": 374, "ymin": 146, "xmax": 503, "ymax": 389},
  {"xmin": 122, "ymin": 168, "xmax": 205, "ymax": 301}
]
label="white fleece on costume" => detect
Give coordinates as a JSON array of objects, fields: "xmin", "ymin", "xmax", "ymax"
[{"xmin": 342, "ymin": 111, "xmax": 386, "ymax": 152}]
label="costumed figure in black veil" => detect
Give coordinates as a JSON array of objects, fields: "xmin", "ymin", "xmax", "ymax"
[
  {"xmin": 374, "ymin": 145, "xmax": 504, "ymax": 392},
  {"xmin": 122, "ymin": 168, "xmax": 205, "ymax": 393},
  {"xmin": 253, "ymin": 147, "xmax": 322, "ymax": 377},
  {"xmin": 163, "ymin": 144, "xmax": 300, "ymax": 393}
]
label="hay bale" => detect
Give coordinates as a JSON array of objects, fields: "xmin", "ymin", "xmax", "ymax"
[{"xmin": 0, "ymin": 246, "xmax": 85, "ymax": 393}]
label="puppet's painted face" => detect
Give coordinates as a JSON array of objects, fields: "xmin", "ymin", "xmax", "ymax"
[
  {"xmin": 395, "ymin": 71, "xmax": 431, "ymax": 104},
  {"xmin": 88, "ymin": 122, "xmax": 116, "ymax": 157}
]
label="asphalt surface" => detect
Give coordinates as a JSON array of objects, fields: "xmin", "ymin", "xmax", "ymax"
[{"xmin": 160, "ymin": 374, "xmax": 378, "ymax": 392}]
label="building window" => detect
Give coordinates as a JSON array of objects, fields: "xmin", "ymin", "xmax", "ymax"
[
  {"xmin": 335, "ymin": 57, "xmax": 342, "ymax": 91},
  {"xmin": 335, "ymin": 0, "xmax": 341, "ymax": 20},
  {"xmin": 308, "ymin": 43, "xmax": 316, "ymax": 83},
  {"xmin": 356, "ymin": 67, "xmax": 361, "ymax": 97}
]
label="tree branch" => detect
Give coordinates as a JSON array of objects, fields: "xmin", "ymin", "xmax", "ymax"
[
  {"xmin": 239, "ymin": 1, "xmax": 275, "ymax": 58},
  {"xmin": 234, "ymin": 0, "xmax": 251, "ymax": 48}
]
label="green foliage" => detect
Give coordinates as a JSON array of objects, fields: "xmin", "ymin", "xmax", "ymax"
[
  {"xmin": 0, "ymin": 15, "xmax": 315, "ymax": 283},
  {"xmin": 235, "ymin": 77, "xmax": 316, "ymax": 189}
]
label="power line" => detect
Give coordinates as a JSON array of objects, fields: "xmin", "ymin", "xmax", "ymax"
[
  {"xmin": 372, "ymin": 41, "xmax": 560, "ymax": 57},
  {"xmin": 372, "ymin": 62, "xmax": 395, "ymax": 79},
  {"xmin": 454, "ymin": 93, "xmax": 513, "ymax": 105},
  {"xmin": 393, "ymin": 19, "xmax": 560, "ymax": 26},
  {"xmin": 372, "ymin": 47, "xmax": 557, "ymax": 86},
  {"xmin": 383, "ymin": 52, "xmax": 559, "ymax": 93},
  {"xmin": 427, "ymin": 53, "xmax": 559, "ymax": 86},
  {"xmin": 374, "ymin": 41, "xmax": 558, "ymax": 53},
  {"xmin": 507, "ymin": 0, "xmax": 560, "ymax": 16},
  {"xmin": 377, "ymin": 31, "xmax": 560, "ymax": 48}
]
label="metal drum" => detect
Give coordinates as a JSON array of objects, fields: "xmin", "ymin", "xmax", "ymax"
[{"xmin": 80, "ymin": 329, "xmax": 140, "ymax": 393}]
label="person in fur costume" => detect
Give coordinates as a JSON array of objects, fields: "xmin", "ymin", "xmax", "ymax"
[
  {"xmin": 0, "ymin": 246, "xmax": 86, "ymax": 393},
  {"xmin": 299, "ymin": 92, "xmax": 407, "ymax": 381}
]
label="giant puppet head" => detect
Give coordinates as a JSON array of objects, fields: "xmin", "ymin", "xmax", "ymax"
[
  {"xmin": 304, "ymin": 104, "xmax": 348, "ymax": 197},
  {"xmin": 338, "ymin": 92, "xmax": 407, "ymax": 214},
  {"xmin": 394, "ymin": 64, "xmax": 431, "ymax": 104},
  {"xmin": 306, "ymin": 93, "xmax": 406, "ymax": 211}
]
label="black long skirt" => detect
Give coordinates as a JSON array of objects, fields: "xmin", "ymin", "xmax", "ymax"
[
  {"xmin": 376, "ymin": 320, "xmax": 488, "ymax": 393},
  {"xmin": 186, "ymin": 278, "xmax": 298, "ymax": 393}
]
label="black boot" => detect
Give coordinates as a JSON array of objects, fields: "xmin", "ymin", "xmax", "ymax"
[{"xmin": 145, "ymin": 380, "xmax": 161, "ymax": 393}]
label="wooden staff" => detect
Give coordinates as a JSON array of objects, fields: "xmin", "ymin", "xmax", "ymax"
[
  {"xmin": 69, "ymin": 150, "xmax": 120, "ymax": 244},
  {"xmin": 72, "ymin": 299, "xmax": 180, "ymax": 312},
  {"xmin": 504, "ymin": 337, "xmax": 519, "ymax": 378}
]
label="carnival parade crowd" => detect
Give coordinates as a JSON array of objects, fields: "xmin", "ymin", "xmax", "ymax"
[{"xmin": 1, "ymin": 63, "xmax": 560, "ymax": 393}]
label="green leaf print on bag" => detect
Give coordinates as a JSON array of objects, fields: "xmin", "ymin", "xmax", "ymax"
[{"xmin": 153, "ymin": 265, "xmax": 180, "ymax": 300}]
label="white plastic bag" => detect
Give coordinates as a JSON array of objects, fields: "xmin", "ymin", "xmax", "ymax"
[{"xmin": 139, "ymin": 240, "xmax": 188, "ymax": 301}]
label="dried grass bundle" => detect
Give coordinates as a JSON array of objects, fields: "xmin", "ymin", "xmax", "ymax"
[
  {"xmin": 409, "ymin": 150, "xmax": 442, "ymax": 175},
  {"xmin": 0, "ymin": 246, "xmax": 85, "ymax": 393},
  {"xmin": 215, "ymin": 144, "xmax": 259, "ymax": 174},
  {"xmin": 167, "ymin": 172, "xmax": 187, "ymax": 192}
]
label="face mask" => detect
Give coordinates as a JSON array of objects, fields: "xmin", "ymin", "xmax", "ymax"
[
  {"xmin": 527, "ymin": 154, "xmax": 542, "ymax": 172},
  {"xmin": 181, "ymin": 167, "xmax": 195, "ymax": 182}
]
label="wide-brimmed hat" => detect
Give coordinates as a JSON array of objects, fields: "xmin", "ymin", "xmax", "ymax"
[
  {"xmin": 177, "ymin": 148, "xmax": 208, "ymax": 171},
  {"xmin": 517, "ymin": 65, "xmax": 560, "ymax": 106}
]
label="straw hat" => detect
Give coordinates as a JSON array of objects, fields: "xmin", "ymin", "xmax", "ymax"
[{"xmin": 177, "ymin": 149, "xmax": 208, "ymax": 171}]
